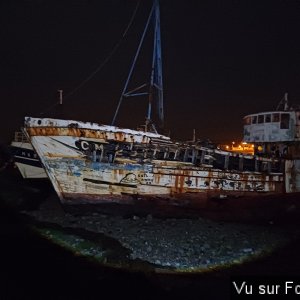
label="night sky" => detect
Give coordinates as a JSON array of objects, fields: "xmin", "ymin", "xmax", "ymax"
[{"xmin": 1, "ymin": 0, "xmax": 300, "ymax": 144}]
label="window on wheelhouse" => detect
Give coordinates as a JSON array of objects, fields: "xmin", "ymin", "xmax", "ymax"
[
  {"xmin": 258, "ymin": 115, "xmax": 264, "ymax": 123},
  {"xmin": 272, "ymin": 113, "xmax": 280, "ymax": 122},
  {"xmin": 251, "ymin": 116, "xmax": 257, "ymax": 124},
  {"xmin": 280, "ymin": 113, "xmax": 290, "ymax": 129},
  {"xmin": 265, "ymin": 114, "xmax": 271, "ymax": 123}
]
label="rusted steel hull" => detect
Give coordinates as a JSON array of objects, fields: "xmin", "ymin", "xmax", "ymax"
[
  {"xmin": 23, "ymin": 117, "xmax": 286, "ymax": 213},
  {"xmin": 45, "ymin": 158, "xmax": 283, "ymax": 206}
]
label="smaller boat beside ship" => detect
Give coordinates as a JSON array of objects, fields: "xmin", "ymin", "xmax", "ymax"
[{"xmin": 10, "ymin": 131, "xmax": 47, "ymax": 179}]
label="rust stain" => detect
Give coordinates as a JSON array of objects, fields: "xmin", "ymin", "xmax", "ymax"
[{"xmin": 26, "ymin": 127, "xmax": 152, "ymax": 144}]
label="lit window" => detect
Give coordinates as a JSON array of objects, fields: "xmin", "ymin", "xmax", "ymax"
[{"xmin": 280, "ymin": 113, "xmax": 290, "ymax": 129}]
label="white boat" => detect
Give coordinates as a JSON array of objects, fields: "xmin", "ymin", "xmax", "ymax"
[{"xmin": 10, "ymin": 131, "xmax": 47, "ymax": 179}]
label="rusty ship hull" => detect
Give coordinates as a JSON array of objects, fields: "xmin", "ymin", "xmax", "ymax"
[{"xmin": 23, "ymin": 117, "xmax": 286, "ymax": 211}]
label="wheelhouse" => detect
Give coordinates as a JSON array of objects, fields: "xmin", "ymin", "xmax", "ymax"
[{"xmin": 243, "ymin": 110, "xmax": 300, "ymax": 143}]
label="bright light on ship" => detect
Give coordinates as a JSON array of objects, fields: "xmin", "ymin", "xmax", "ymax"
[{"xmin": 220, "ymin": 141, "xmax": 254, "ymax": 154}]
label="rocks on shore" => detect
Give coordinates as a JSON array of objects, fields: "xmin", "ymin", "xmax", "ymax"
[{"xmin": 23, "ymin": 199, "xmax": 292, "ymax": 272}]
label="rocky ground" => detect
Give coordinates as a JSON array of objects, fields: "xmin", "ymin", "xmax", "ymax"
[
  {"xmin": 21, "ymin": 194, "xmax": 298, "ymax": 273},
  {"xmin": 1, "ymin": 165, "xmax": 299, "ymax": 274}
]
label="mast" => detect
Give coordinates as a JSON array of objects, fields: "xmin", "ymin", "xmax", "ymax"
[
  {"xmin": 284, "ymin": 92, "xmax": 289, "ymax": 111},
  {"xmin": 276, "ymin": 92, "xmax": 289, "ymax": 111},
  {"xmin": 148, "ymin": 0, "xmax": 164, "ymax": 131},
  {"xmin": 111, "ymin": 0, "xmax": 164, "ymax": 133}
]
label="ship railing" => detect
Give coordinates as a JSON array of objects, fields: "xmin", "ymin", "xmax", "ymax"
[{"xmin": 14, "ymin": 130, "xmax": 28, "ymax": 143}]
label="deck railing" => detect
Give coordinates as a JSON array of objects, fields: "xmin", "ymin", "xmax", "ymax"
[{"xmin": 14, "ymin": 130, "xmax": 28, "ymax": 143}]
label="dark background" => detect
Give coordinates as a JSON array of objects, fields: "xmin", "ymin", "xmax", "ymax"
[
  {"xmin": 1, "ymin": 2, "xmax": 300, "ymax": 298},
  {"xmin": 1, "ymin": 0, "xmax": 300, "ymax": 144}
]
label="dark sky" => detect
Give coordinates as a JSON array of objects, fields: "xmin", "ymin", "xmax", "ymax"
[{"xmin": 1, "ymin": 0, "xmax": 300, "ymax": 144}]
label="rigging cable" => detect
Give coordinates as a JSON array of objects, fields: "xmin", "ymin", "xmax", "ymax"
[{"xmin": 39, "ymin": 0, "xmax": 141, "ymax": 115}]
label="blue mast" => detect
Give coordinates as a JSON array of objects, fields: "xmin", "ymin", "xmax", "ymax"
[
  {"xmin": 111, "ymin": 0, "xmax": 164, "ymax": 133},
  {"xmin": 148, "ymin": 0, "xmax": 164, "ymax": 132}
]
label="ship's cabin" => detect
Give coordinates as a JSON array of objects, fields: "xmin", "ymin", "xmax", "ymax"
[{"xmin": 243, "ymin": 110, "xmax": 300, "ymax": 143}]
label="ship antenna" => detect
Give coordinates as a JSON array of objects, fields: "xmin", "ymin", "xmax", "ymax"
[
  {"xmin": 58, "ymin": 90, "xmax": 63, "ymax": 105},
  {"xmin": 284, "ymin": 92, "xmax": 289, "ymax": 111},
  {"xmin": 276, "ymin": 92, "xmax": 289, "ymax": 111}
]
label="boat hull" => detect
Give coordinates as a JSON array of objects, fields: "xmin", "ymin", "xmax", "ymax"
[
  {"xmin": 33, "ymin": 152, "xmax": 284, "ymax": 206},
  {"xmin": 23, "ymin": 117, "xmax": 284, "ymax": 210},
  {"xmin": 10, "ymin": 141, "xmax": 47, "ymax": 179}
]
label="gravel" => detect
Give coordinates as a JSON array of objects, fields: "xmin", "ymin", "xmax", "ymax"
[{"xmin": 21, "ymin": 196, "xmax": 294, "ymax": 272}]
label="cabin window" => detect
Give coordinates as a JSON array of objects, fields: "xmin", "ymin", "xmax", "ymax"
[
  {"xmin": 280, "ymin": 113, "xmax": 290, "ymax": 129},
  {"xmin": 243, "ymin": 117, "xmax": 251, "ymax": 125},
  {"xmin": 258, "ymin": 115, "xmax": 264, "ymax": 123},
  {"xmin": 265, "ymin": 114, "xmax": 271, "ymax": 123},
  {"xmin": 272, "ymin": 113, "xmax": 280, "ymax": 122},
  {"xmin": 251, "ymin": 116, "xmax": 257, "ymax": 124}
]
